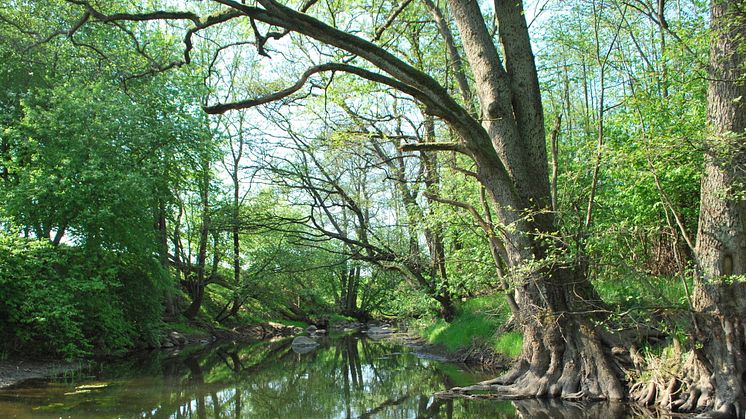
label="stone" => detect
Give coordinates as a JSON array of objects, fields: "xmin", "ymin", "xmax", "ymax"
[
  {"xmin": 292, "ymin": 336, "xmax": 319, "ymax": 351},
  {"xmin": 365, "ymin": 326, "xmax": 394, "ymax": 340}
]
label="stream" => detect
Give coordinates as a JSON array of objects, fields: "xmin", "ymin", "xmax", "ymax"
[{"xmin": 0, "ymin": 333, "xmax": 634, "ymax": 418}]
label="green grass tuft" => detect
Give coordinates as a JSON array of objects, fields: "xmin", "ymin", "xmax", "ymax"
[
  {"xmin": 270, "ymin": 319, "xmax": 308, "ymax": 328},
  {"xmin": 419, "ymin": 295, "xmax": 521, "ymax": 358},
  {"xmin": 494, "ymin": 331, "xmax": 522, "ymax": 358},
  {"xmin": 326, "ymin": 313, "xmax": 357, "ymax": 323}
]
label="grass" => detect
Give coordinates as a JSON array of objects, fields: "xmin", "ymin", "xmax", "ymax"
[
  {"xmin": 494, "ymin": 331, "xmax": 523, "ymax": 358},
  {"xmin": 269, "ymin": 319, "xmax": 308, "ymax": 328},
  {"xmin": 325, "ymin": 313, "xmax": 357, "ymax": 323},
  {"xmin": 419, "ymin": 295, "xmax": 522, "ymax": 358},
  {"xmin": 596, "ymin": 274, "xmax": 691, "ymax": 310}
]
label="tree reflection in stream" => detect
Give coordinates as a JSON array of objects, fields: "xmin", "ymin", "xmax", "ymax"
[{"xmin": 0, "ymin": 334, "xmax": 633, "ymax": 418}]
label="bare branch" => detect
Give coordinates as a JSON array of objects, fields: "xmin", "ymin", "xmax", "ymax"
[
  {"xmin": 373, "ymin": 0, "xmax": 414, "ymax": 41},
  {"xmin": 400, "ymin": 142, "xmax": 469, "ymax": 155},
  {"xmin": 204, "ymin": 62, "xmax": 427, "ymax": 114},
  {"xmin": 66, "ymin": 0, "xmax": 201, "ymax": 24}
]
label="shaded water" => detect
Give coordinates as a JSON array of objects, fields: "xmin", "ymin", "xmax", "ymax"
[{"xmin": 0, "ymin": 334, "xmax": 632, "ymax": 418}]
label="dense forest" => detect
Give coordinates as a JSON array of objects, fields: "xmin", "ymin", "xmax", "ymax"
[{"xmin": 0, "ymin": 0, "xmax": 743, "ymax": 416}]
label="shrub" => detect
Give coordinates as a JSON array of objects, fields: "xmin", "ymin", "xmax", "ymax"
[{"xmin": 0, "ymin": 233, "xmax": 162, "ymax": 359}]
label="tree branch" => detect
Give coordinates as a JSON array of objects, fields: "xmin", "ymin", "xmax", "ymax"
[
  {"xmin": 66, "ymin": 0, "xmax": 201, "ymax": 24},
  {"xmin": 400, "ymin": 142, "xmax": 469, "ymax": 155},
  {"xmin": 204, "ymin": 62, "xmax": 427, "ymax": 114},
  {"xmin": 373, "ymin": 0, "xmax": 414, "ymax": 41}
]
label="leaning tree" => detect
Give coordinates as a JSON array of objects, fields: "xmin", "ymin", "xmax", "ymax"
[{"xmin": 37, "ymin": 0, "xmax": 629, "ymax": 399}]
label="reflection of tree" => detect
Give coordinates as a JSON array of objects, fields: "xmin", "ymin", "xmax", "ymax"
[
  {"xmin": 358, "ymin": 394, "xmax": 411, "ymax": 418},
  {"xmin": 416, "ymin": 396, "xmax": 454, "ymax": 418},
  {"xmin": 16, "ymin": 336, "xmax": 632, "ymax": 418},
  {"xmin": 513, "ymin": 399, "xmax": 627, "ymax": 419}
]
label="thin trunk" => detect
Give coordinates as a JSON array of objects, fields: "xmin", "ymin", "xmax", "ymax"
[
  {"xmin": 422, "ymin": 0, "xmax": 475, "ymax": 113},
  {"xmin": 173, "ymin": 202, "xmax": 184, "ymax": 285},
  {"xmin": 230, "ymin": 169, "xmax": 241, "ymax": 318},
  {"xmin": 549, "ymin": 114, "xmax": 561, "ymax": 213},
  {"xmin": 657, "ymin": 0, "xmax": 668, "ymax": 98},
  {"xmin": 343, "ymin": 266, "xmax": 359, "ymax": 315},
  {"xmin": 422, "ymin": 118, "xmax": 455, "ymax": 321},
  {"xmin": 185, "ymin": 159, "xmax": 211, "ymax": 320},
  {"xmin": 584, "ymin": 63, "xmax": 604, "ymax": 229},
  {"xmin": 51, "ymin": 224, "xmax": 66, "ymax": 246},
  {"xmin": 158, "ymin": 199, "xmax": 176, "ymax": 318}
]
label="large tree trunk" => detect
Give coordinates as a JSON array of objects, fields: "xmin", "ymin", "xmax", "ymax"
[
  {"xmin": 435, "ymin": 0, "xmax": 624, "ymax": 400},
  {"xmin": 678, "ymin": 0, "xmax": 746, "ymax": 415},
  {"xmin": 192, "ymin": 0, "xmax": 622, "ymax": 400}
]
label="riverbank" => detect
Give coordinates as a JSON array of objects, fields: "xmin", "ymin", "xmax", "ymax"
[
  {"xmin": 0, "ymin": 359, "xmax": 86, "ymax": 389},
  {"xmin": 0, "ymin": 320, "xmax": 300, "ymax": 389},
  {"xmin": 382, "ymin": 330, "xmax": 509, "ymax": 369},
  {"xmin": 400, "ymin": 296, "xmax": 521, "ymax": 369},
  {"xmin": 0, "ymin": 306, "xmax": 514, "ymax": 389}
]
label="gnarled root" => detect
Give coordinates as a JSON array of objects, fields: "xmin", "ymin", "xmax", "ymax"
[
  {"xmin": 436, "ymin": 319, "xmax": 626, "ymax": 402},
  {"xmin": 630, "ymin": 315, "xmax": 746, "ymax": 417}
]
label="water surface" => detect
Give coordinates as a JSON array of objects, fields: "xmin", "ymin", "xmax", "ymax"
[{"xmin": 0, "ymin": 334, "xmax": 632, "ymax": 418}]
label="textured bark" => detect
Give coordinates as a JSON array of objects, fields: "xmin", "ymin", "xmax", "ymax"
[
  {"xmin": 431, "ymin": 0, "xmax": 622, "ymax": 401},
  {"xmin": 631, "ymin": 1, "xmax": 746, "ymax": 415},
  {"xmin": 683, "ymin": 0, "xmax": 746, "ymax": 415}
]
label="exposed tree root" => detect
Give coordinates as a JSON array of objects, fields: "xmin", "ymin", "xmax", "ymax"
[
  {"xmin": 630, "ymin": 315, "xmax": 746, "ymax": 418},
  {"xmin": 436, "ymin": 318, "xmax": 627, "ymax": 402}
]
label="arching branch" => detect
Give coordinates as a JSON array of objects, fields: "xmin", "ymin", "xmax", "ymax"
[
  {"xmin": 400, "ymin": 142, "xmax": 469, "ymax": 155},
  {"xmin": 66, "ymin": 0, "xmax": 201, "ymax": 24},
  {"xmin": 204, "ymin": 63, "xmax": 429, "ymax": 114}
]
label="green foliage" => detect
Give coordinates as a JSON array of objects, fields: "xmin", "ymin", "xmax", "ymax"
[
  {"xmin": 0, "ymin": 0, "xmax": 720, "ymax": 369},
  {"xmin": 0, "ymin": 233, "xmax": 163, "ymax": 359},
  {"xmin": 419, "ymin": 295, "xmax": 520, "ymax": 358},
  {"xmin": 271, "ymin": 319, "xmax": 309, "ymax": 329},
  {"xmin": 596, "ymin": 275, "xmax": 692, "ymax": 310},
  {"xmin": 0, "ymin": 12, "xmax": 209, "ymax": 358},
  {"xmin": 325, "ymin": 313, "xmax": 357, "ymax": 324}
]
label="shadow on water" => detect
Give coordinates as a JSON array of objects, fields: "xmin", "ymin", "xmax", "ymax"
[{"xmin": 0, "ymin": 334, "xmax": 643, "ymax": 418}]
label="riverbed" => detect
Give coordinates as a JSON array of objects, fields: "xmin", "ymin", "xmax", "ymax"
[{"xmin": 0, "ymin": 333, "xmax": 633, "ymax": 418}]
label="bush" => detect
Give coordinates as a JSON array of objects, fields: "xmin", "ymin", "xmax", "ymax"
[{"xmin": 0, "ymin": 233, "xmax": 162, "ymax": 359}]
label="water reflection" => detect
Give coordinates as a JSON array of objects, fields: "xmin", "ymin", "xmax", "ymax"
[{"xmin": 0, "ymin": 335, "xmax": 633, "ymax": 418}]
